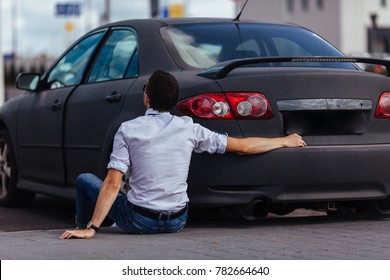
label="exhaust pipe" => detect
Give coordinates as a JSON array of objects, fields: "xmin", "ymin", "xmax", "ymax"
[{"xmin": 240, "ymin": 199, "xmax": 268, "ymax": 220}]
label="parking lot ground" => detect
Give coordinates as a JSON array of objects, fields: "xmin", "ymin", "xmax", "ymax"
[{"xmin": 1, "ymin": 209, "xmax": 390, "ymax": 260}]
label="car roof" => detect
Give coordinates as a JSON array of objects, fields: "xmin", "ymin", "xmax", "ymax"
[{"xmin": 100, "ymin": 17, "xmax": 298, "ymax": 29}]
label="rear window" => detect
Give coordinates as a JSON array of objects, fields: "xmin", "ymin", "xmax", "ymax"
[{"xmin": 161, "ymin": 23, "xmax": 354, "ymax": 70}]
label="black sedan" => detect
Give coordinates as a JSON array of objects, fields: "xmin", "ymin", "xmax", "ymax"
[{"xmin": 2, "ymin": 18, "xmax": 390, "ymax": 219}]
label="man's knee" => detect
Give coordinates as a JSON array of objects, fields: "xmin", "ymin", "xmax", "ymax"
[{"xmin": 76, "ymin": 173, "xmax": 98, "ymax": 190}]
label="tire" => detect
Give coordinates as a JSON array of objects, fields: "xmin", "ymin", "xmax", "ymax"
[{"xmin": 0, "ymin": 129, "xmax": 35, "ymax": 206}]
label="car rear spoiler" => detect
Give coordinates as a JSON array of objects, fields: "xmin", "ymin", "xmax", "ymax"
[{"xmin": 198, "ymin": 56, "xmax": 390, "ymax": 79}]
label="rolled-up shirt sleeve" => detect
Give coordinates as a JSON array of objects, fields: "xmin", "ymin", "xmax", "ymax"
[
  {"xmin": 107, "ymin": 125, "xmax": 130, "ymax": 174},
  {"xmin": 193, "ymin": 123, "xmax": 227, "ymax": 154}
]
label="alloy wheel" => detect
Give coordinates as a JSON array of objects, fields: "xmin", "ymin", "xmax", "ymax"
[{"xmin": 0, "ymin": 139, "xmax": 11, "ymax": 199}]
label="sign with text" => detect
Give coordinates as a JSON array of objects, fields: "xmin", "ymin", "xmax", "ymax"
[{"xmin": 55, "ymin": 3, "xmax": 81, "ymax": 16}]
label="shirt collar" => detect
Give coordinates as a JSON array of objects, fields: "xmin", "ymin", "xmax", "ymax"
[{"xmin": 145, "ymin": 108, "xmax": 171, "ymax": 116}]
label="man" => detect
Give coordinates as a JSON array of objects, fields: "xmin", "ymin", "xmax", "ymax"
[{"xmin": 60, "ymin": 70, "xmax": 306, "ymax": 239}]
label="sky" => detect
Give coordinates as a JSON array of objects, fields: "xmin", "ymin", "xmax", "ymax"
[{"xmin": 1, "ymin": 0, "xmax": 239, "ymax": 57}]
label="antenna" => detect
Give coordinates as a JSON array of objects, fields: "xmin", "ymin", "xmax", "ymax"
[{"xmin": 233, "ymin": 0, "xmax": 249, "ymax": 22}]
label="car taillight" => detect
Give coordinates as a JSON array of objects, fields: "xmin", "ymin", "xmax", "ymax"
[
  {"xmin": 376, "ymin": 92, "xmax": 390, "ymax": 118},
  {"xmin": 176, "ymin": 92, "xmax": 274, "ymax": 119}
]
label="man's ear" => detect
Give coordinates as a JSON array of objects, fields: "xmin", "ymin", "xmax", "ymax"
[{"xmin": 144, "ymin": 93, "xmax": 150, "ymax": 109}]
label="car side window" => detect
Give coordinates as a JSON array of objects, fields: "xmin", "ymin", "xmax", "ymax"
[
  {"xmin": 47, "ymin": 32, "xmax": 104, "ymax": 89},
  {"xmin": 88, "ymin": 29, "xmax": 138, "ymax": 83}
]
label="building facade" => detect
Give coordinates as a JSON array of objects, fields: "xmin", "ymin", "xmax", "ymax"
[{"xmin": 241, "ymin": 0, "xmax": 390, "ymax": 55}]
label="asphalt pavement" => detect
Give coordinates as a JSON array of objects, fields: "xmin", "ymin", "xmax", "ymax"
[{"xmin": 1, "ymin": 209, "xmax": 390, "ymax": 260}]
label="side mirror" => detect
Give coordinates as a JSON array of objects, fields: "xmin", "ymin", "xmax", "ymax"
[{"xmin": 16, "ymin": 73, "xmax": 41, "ymax": 91}]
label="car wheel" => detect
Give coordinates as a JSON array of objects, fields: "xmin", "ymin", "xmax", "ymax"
[{"xmin": 0, "ymin": 129, "xmax": 35, "ymax": 206}]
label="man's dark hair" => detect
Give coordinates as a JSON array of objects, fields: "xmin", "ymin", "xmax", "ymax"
[{"xmin": 146, "ymin": 70, "xmax": 179, "ymax": 112}]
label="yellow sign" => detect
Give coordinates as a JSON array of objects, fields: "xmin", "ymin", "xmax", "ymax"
[
  {"xmin": 169, "ymin": 3, "xmax": 184, "ymax": 18},
  {"xmin": 64, "ymin": 21, "xmax": 75, "ymax": 33}
]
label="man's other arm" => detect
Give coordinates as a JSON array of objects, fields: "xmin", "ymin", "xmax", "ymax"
[
  {"xmin": 226, "ymin": 133, "xmax": 306, "ymax": 155},
  {"xmin": 59, "ymin": 169, "xmax": 123, "ymax": 239}
]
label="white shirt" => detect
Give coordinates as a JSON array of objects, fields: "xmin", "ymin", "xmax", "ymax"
[{"xmin": 107, "ymin": 108, "xmax": 227, "ymax": 212}]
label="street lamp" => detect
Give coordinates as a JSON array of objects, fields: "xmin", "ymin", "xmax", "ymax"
[
  {"xmin": 11, "ymin": 0, "xmax": 17, "ymax": 57},
  {"xmin": 370, "ymin": 13, "xmax": 378, "ymax": 53},
  {"xmin": 151, "ymin": 0, "xmax": 159, "ymax": 18},
  {"xmin": 102, "ymin": 0, "xmax": 110, "ymax": 24}
]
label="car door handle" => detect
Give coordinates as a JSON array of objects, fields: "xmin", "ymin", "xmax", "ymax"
[
  {"xmin": 105, "ymin": 92, "xmax": 122, "ymax": 103},
  {"xmin": 51, "ymin": 100, "xmax": 62, "ymax": 111}
]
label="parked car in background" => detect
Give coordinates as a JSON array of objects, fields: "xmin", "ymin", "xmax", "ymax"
[
  {"xmin": 351, "ymin": 52, "xmax": 390, "ymax": 75},
  {"xmin": 2, "ymin": 18, "xmax": 390, "ymax": 219}
]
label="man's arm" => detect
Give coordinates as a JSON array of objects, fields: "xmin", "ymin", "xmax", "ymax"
[
  {"xmin": 226, "ymin": 133, "xmax": 306, "ymax": 155},
  {"xmin": 59, "ymin": 169, "xmax": 123, "ymax": 239}
]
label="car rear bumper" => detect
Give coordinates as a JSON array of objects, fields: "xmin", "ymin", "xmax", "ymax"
[{"xmin": 188, "ymin": 144, "xmax": 390, "ymax": 207}]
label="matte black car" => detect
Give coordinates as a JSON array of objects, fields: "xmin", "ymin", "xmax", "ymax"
[{"xmin": 2, "ymin": 18, "xmax": 390, "ymax": 219}]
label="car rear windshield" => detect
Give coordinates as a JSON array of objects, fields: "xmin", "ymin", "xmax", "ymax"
[{"xmin": 161, "ymin": 23, "xmax": 355, "ymax": 70}]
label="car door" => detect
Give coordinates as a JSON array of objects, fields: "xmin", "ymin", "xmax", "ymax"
[
  {"xmin": 17, "ymin": 31, "xmax": 105, "ymax": 184},
  {"xmin": 63, "ymin": 28, "xmax": 139, "ymax": 184}
]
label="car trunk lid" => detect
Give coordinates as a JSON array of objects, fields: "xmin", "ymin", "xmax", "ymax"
[{"xmin": 213, "ymin": 67, "xmax": 390, "ymax": 145}]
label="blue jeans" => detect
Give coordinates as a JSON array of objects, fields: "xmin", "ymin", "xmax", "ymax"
[{"xmin": 75, "ymin": 173, "xmax": 188, "ymax": 234}]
